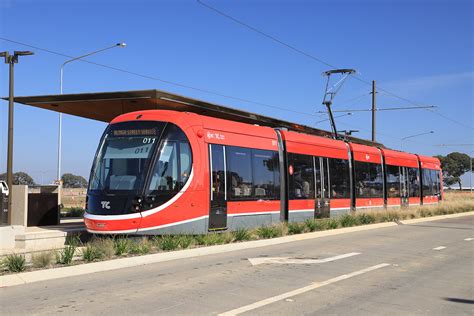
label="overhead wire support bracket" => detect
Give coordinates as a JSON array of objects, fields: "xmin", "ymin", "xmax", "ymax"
[{"xmin": 321, "ymin": 68, "xmax": 356, "ymax": 139}]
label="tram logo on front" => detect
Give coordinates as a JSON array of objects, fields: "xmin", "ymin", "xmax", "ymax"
[{"xmin": 101, "ymin": 201, "xmax": 111, "ymax": 209}]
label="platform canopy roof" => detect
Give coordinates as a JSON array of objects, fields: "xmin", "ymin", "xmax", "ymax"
[{"xmin": 6, "ymin": 89, "xmax": 383, "ymax": 147}]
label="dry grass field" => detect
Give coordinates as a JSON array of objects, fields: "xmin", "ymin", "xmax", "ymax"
[
  {"xmin": 61, "ymin": 188, "xmax": 86, "ymax": 208},
  {"xmin": 358, "ymin": 191, "xmax": 474, "ymax": 221}
]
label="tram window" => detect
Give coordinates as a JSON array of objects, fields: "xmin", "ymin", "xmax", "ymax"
[
  {"xmin": 355, "ymin": 161, "xmax": 383, "ymax": 198},
  {"xmin": 329, "ymin": 158, "xmax": 350, "ymax": 199},
  {"xmin": 148, "ymin": 142, "xmax": 179, "ymax": 193},
  {"xmin": 408, "ymin": 167, "xmax": 420, "ymax": 197},
  {"xmin": 179, "ymin": 142, "xmax": 192, "ymax": 186},
  {"xmin": 355, "ymin": 161, "xmax": 370, "ymax": 198},
  {"xmin": 228, "ymin": 147, "xmax": 253, "ymax": 199},
  {"xmin": 368, "ymin": 163, "xmax": 384, "ymax": 198},
  {"xmin": 422, "ymin": 169, "xmax": 433, "ymax": 196},
  {"xmin": 288, "ymin": 153, "xmax": 314, "ymax": 200},
  {"xmin": 432, "ymin": 170, "xmax": 440, "ymax": 195},
  {"xmin": 252, "ymin": 150, "xmax": 280, "ymax": 199},
  {"xmin": 386, "ymin": 165, "xmax": 401, "ymax": 198}
]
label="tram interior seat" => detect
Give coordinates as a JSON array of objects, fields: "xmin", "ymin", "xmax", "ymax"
[{"xmin": 255, "ymin": 188, "xmax": 266, "ymax": 196}]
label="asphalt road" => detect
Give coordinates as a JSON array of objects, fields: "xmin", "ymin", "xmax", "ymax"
[{"xmin": 1, "ymin": 216, "xmax": 473, "ymax": 315}]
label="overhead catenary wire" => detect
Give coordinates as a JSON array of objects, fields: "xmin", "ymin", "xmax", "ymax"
[
  {"xmin": 0, "ymin": 37, "xmax": 317, "ymax": 118},
  {"xmin": 196, "ymin": 0, "xmax": 473, "ymax": 130},
  {"xmin": 316, "ymin": 105, "xmax": 437, "ymax": 113},
  {"xmin": 0, "ymin": 37, "xmax": 429, "ymax": 146}
]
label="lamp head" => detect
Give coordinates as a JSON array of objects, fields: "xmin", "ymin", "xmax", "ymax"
[
  {"xmin": 116, "ymin": 42, "xmax": 126, "ymax": 48},
  {"xmin": 14, "ymin": 51, "xmax": 34, "ymax": 56}
]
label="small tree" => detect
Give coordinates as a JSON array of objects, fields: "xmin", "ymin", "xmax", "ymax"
[
  {"xmin": 61, "ymin": 173, "xmax": 88, "ymax": 188},
  {"xmin": 0, "ymin": 171, "xmax": 36, "ymax": 185},
  {"xmin": 437, "ymin": 152, "xmax": 471, "ymax": 190}
]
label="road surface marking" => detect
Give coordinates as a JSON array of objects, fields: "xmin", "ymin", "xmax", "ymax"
[
  {"xmin": 218, "ymin": 263, "xmax": 391, "ymax": 316},
  {"xmin": 248, "ymin": 252, "xmax": 361, "ymax": 266},
  {"xmin": 464, "ymin": 238, "xmax": 474, "ymax": 241},
  {"xmin": 433, "ymin": 246, "xmax": 446, "ymax": 251}
]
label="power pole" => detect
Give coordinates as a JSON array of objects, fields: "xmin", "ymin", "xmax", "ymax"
[{"xmin": 371, "ymin": 80, "xmax": 376, "ymax": 142}]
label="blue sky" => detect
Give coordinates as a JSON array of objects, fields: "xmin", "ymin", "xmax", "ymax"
[{"xmin": 0, "ymin": 0, "xmax": 472, "ymax": 186}]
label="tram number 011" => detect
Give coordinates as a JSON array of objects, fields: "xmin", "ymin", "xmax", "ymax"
[{"xmin": 142, "ymin": 137, "xmax": 156, "ymax": 144}]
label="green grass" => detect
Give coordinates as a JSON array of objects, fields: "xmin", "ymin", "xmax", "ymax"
[
  {"xmin": 177, "ymin": 235, "xmax": 194, "ymax": 249},
  {"xmin": 82, "ymin": 244, "xmax": 103, "ymax": 262},
  {"xmin": 356, "ymin": 213, "xmax": 376, "ymax": 225},
  {"xmin": 325, "ymin": 218, "xmax": 339, "ymax": 230},
  {"xmin": 256, "ymin": 225, "xmax": 283, "ymax": 239},
  {"xmin": 158, "ymin": 235, "xmax": 180, "ymax": 251},
  {"xmin": 232, "ymin": 228, "xmax": 252, "ymax": 241},
  {"xmin": 287, "ymin": 222, "xmax": 305, "ymax": 234},
  {"xmin": 2, "ymin": 254, "xmax": 26, "ymax": 273},
  {"xmin": 55, "ymin": 245, "xmax": 76, "ymax": 265},
  {"xmin": 114, "ymin": 237, "xmax": 131, "ymax": 256},
  {"xmin": 304, "ymin": 219, "xmax": 318, "ymax": 232},
  {"xmin": 338, "ymin": 213, "xmax": 358, "ymax": 227},
  {"xmin": 129, "ymin": 238, "xmax": 151, "ymax": 254}
]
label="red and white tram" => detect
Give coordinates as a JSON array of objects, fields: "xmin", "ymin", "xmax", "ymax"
[{"xmin": 83, "ymin": 109, "xmax": 442, "ymax": 235}]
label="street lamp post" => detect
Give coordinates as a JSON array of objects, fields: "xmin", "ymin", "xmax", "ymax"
[
  {"xmin": 57, "ymin": 42, "xmax": 126, "ymax": 183},
  {"xmin": 1, "ymin": 50, "xmax": 34, "ymax": 224},
  {"xmin": 401, "ymin": 131, "xmax": 434, "ymax": 150}
]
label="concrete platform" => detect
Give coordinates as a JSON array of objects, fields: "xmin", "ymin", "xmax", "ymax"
[{"xmin": 0, "ymin": 219, "xmax": 86, "ymax": 256}]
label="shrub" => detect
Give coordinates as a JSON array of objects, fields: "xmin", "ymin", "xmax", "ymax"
[
  {"xmin": 420, "ymin": 208, "xmax": 433, "ymax": 218},
  {"xmin": 178, "ymin": 235, "xmax": 194, "ymax": 249},
  {"xmin": 114, "ymin": 237, "xmax": 131, "ymax": 256},
  {"xmin": 326, "ymin": 218, "xmax": 339, "ymax": 230},
  {"xmin": 82, "ymin": 244, "xmax": 103, "ymax": 262},
  {"xmin": 93, "ymin": 238, "xmax": 115, "ymax": 259},
  {"xmin": 56, "ymin": 245, "xmax": 76, "ymax": 265},
  {"xmin": 3, "ymin": 254, "xmax": 26, "ymax": 273},
  {"xmin": 304, "ymin": 219, "xmax": 318, "ymax": 232},
  {"xmin": 158, "ymin": 235, "xmax": 180, "ymax": 251},
  {"xmin": 356, "ymin": 213, "xmax": 376, "ymax": 225},
  {"xmin": 287, "ymin": 222, "xmax": 305, "ymax": 234},
  {"xmin": 339, "ymin": 214, "xmax": 357, "ymax": 227},
  {"xmin": 221, "ymin": 232, "xmax": 234, "ymax": 244},
  {"xmin": 233, "ymin": 228, "xmax": 251, "ymax": 241},
  {"xmin": 380, "ymin": 211, "xmax": 400, "ymax": 222},
  {"xmin": 256, "ymin": 225, "xmax": 282, "ymax": 239},
  {"xmin": 202, "ymin": 233, "xmax": 226, "ymax": 246},
  {"xmin": 32, "ymin": 251, "xmax": 53, "ymax": 268},
  {"xmin": 129, "ymin": 238, "xmax": 151, "ymax": 254},
  {"xmin": 313, "ymin": 219, "xmax": 327, "ymax": 231}
]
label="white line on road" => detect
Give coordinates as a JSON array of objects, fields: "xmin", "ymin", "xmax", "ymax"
[
  {"xmin": 433, "ymin": 246, "xmax": 446, "ymax": 251},
  {"xmin": 464, "ymin": 238, "xmax": 474, "ymax": 241},
  {"xmin": 248, "ymin": 252, "xmax": 361, "ymax": 266},
  {"xmin": 218, "ymin": 263, "xmax": 391, "ymax": 316}
]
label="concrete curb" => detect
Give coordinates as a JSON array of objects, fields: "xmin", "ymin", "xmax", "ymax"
[
  {"xmin": 400, "ymin": 211, "xmax": 474, "ymax": 224},
  {"xmin": 1, "ymin": 211, "xmax": 473, "ymax": 288}
]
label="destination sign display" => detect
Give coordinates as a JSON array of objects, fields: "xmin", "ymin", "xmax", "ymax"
[{"xmin": 113, "ymin": 128, "xmax": 158, "ymax": 136}]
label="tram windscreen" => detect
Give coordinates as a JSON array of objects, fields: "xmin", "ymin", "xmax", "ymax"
[{"xmin": 89, "ymin": 122, "xmax": 164, "ymax": 194}]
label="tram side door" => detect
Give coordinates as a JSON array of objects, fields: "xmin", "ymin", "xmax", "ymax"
[
  {"xmin": 314, "ymin": 157, "xmax": 330, "ymax": 218},
  {"xmin": 209, "ymin": 144, "xmax": 228, "ymax": 230},
  {"xmin": 400, "ymin": 166, "xmax": 409, "ymax": 207}
]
